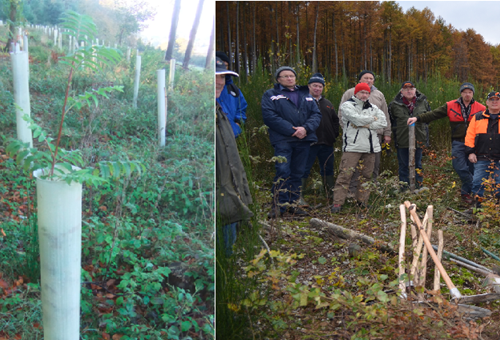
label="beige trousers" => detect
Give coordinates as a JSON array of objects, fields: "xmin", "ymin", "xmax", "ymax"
[{"xmin": 333, "ymin": 152, "xmax": 376, "ymax": 205}]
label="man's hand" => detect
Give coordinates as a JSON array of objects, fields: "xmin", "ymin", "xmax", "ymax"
[
  {"xmin": 384, "ymin": 136, "xmax": 391, "ymax": 144},
  {"xmin": 292, "ymin": 126, "xmax": 307, "ymax": 139},
  {"xmin": 407, "ymin": 117, "xmax": 417, "ymax": 125},
  {"xmin": 468, "ymin": 153, "xmax": 477, "ymax": 163}
]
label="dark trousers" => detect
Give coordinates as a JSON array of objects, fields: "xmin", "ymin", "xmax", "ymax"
[
  {"xmin": 397, "ymin": 147, "xmax": 423, "ymax": 186},
  {"xmin": 451, "ymin": 140, "xmax": 474, "ymax": 195},
  {"xmin": 302, "ymin": 144, "xmax": 335, "ymax": 178},
  {"xmin": 271, "ymin": 141, "xmax": 310, "ymax": 212}
]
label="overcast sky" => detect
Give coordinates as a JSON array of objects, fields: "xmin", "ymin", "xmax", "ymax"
[
  {"xmin": 398, "ymin": 1, "xmax": 500, "ymax": 46},
  {"xmin": 139, "ymin": 0, "xmax": 214, "ymax": 54}
]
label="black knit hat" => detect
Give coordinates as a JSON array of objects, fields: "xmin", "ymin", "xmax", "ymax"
[
  {"xmin": 308, "ymin": 73, "xmax": 325, "ymax": 86},
  {"xmin": 460, "ymin": 82, "xmax": 475, "ymax": 93},
  {"xmin": 216, "ymin": 51, "xmax": 230, "ymax": 64},
  {"xmin": 358, "ymin": 70, "xmax": 375, "ymax": 81},
  {"xmin": 401, "ymin": 81, "xmax": 415, "ymax": 89},
  {"xmin": 275, "ymin": 66, "xmax": 297, "ymax": 80}
]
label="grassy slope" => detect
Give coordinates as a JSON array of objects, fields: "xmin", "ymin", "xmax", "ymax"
[{"xmin": 0, "ymin": 27, "xmax": 214, "ymax": 339}]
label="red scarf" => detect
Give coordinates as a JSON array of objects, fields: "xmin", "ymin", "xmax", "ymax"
[{"xmin": 402, "ymin": 96, "xmax": 417, "ymax": 115}]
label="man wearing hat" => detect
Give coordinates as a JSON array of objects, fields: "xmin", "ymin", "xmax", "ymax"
[
  {"xmin": 389, "ymin": 81, "xmax": 431, "ymax": 189},
  {"xmin": 216, "ymin": 51, "xmax": 248, "ymax": 138},
  {"xmin": 465, "ymin": 91, "xmax": 500, "ymax": 204},
  {"xmin": 261, "ymin": 66, "xmax": 322, "ymax": 218},
  {"xmin": 408, "ymin": 82, "xmax": 486, "ymax": 204},
  {"xmin": 331, "ymin": 83, "xmax": 387, "ymax": 213},
  {"xmin": 300, "ymin": 73, "xmax": 340, "ymax": 203},
  {"xmin": 216, "ymin": 57, "xmax": 252, "ymax": 255},
  {"xmin": 338, "ymin": 71, "xmax": 391, "ymax": 195}
]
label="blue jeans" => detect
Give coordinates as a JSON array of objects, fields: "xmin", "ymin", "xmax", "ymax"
[
  {"xmin": 451, "ymin": 140, "xmax": 475, "ymax": 195},
  {"xmin": 472, "ymin": 160, "xmax": 500, "ymax": 198},
  {"xmin": 217, "ymin": 222, "xmax": 237, "ymax": 257},
  {"xmin": 302, "ymin": 144, "xmax": 335, "ymax": 178},
  {"xmin": 397, "ymin": 147, "xmax": 423, "ymax": 186},
  {"xmin": 271, "ymin": 141, "xmax": 310, "ymax": 212}
]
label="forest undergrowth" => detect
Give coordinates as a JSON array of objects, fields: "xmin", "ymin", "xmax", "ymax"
[
  {"xmin": 0, "ymin": 27, "xmax": 214, "ymax": 340},
  {"xmin": 217, "ymin": 63, "xmax": 500, "ymax": 339}
]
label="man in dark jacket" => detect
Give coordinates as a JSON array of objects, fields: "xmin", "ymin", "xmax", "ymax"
[
  {"xmin": 216, "ymin": 57, "xmax": 253, "ymax": 255},
  {"xmin": 216, "ymin": 51, "xmax": 248, "ymax": 138},
  {"xmin": 465, "ymin": 91, "xmax": 500, "ymax": 202},
  {"xmin": 261, "ymin": 66, "xmax": 322, "ymax": 218},
  {"xmin": 407, "ymin": 83, "xmax": 485, "ymax": 204},
  {"xmin": 389, "ymin": 81, "xmax": 431, "ymax": 188},
  {"xmin": 300, "ymin": 73, "xmax": 339, "ymax": 203}
]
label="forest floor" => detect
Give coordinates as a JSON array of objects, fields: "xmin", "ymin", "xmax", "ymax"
[{"xmin": 236, "ymin": 147, "xmax": 500, "ymax": 339}]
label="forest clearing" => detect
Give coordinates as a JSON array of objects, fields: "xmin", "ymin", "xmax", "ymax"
[
  {"xmin": 0, "ymin": 6, "xmax": 214, "ymax": 340},
  {"xmin": 216, "ymin": 2, "xmax": 500, "ymax": 339}
]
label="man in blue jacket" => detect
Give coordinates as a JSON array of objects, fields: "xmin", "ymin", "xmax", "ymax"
[
  {"xmin": 261, "ymin": 66, "xmax": 322, "ymax": 218},
  {"xmin": 215, "ymin": 51, "xmax": 248, "ymax": 138}
]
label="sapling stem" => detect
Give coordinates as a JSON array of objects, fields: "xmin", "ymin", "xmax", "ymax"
[{"xmin": 50, "ymin": 62, "xmax": 75, "ymax": 176}]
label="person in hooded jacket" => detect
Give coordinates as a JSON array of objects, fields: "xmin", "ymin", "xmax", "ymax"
[
  {"xmin": 388, "ymin": 81, "xmax": 431, "ymax": 189},
  {"xmin": 331, "ymin": 83, "xmax": 387, "ymax": 213},
  {"xmin": 216, "ymin": 51, "xmax": 248, "ymax": 138},
  {"xmin": 261, "ymin": 66, "xmax": 322, "ymax": 218}
]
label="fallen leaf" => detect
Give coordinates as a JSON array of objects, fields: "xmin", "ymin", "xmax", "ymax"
[{"xmin": 112, "ymin": 334, "xmax": 123, "ymax": 340}]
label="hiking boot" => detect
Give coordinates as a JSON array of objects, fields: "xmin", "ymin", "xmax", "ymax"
[
  {"xmin": 331, "ymin": 204, "xmax": 342, "ymax": 213},
  {"xmin": 461, "ymin": 194, "xmax": 474, "ymax": 205},
  {"xmin": 288, "ymin": 206, "xmax": 309, "ymax": 216},
  {"xmin": 267, "ymin": 208, "xmax": 283, "ymax": 219}
]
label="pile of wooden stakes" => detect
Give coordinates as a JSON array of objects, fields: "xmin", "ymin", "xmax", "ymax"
[{"xmin": 398, "ymin": 202, "xmax": 442, "ymax": 300}]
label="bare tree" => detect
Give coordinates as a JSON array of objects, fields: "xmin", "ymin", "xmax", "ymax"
[
  {"xmin": 205, "ymin": 17, "xmax": 215, "ymax": 69},
  {"xmin": 182, "ymin": 0, "xmax": 205, "ymax": 69},
  {"xmin": 312, "ymin": 2, "xmax": 319, "ymax": 73},
  {"xmin": 165, "ymin": 0, "xmax": 181, "ymax": 61}
]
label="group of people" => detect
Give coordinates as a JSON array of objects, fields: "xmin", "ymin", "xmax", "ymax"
[{"xmin": 216, "ymin": 54, "xmax": 500, "ymax": 253}]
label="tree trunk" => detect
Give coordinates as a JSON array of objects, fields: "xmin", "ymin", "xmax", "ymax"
[
  {"xmin": 165, "ymin": 0, "xmax": 181, "ymax": 61},
  {"xmin": 312, "ymin": 2, "xmax": 319, "ymax": 73},
  {"xmin": 388, "ymin": 28, "xmax": 392, "ymax": 85},
  {"xmin": 242, "ymin": 2, "xmax": 248, "ymax": 76},
  {"xmin": 227, "ymin": 2, "xmax": 232, "ymax": 69},
  {"xmin": 235, "ymin": 1, "xmax": 240, "ymax": 73},
  {"xmin": 252, "ymin": 3, "xmax": 256, "ymax": 73},
  {"xmin": 205, "ymin": 18, "xmax": 215, "ymax": 69},
  {"xmin": 296, "ymin": 3, "xmax": 300, "ymax": 65},
  {"xmin": 333, "ymin": 11, "xmax": 338, "ymax": 80},
  {"xmin": 182, "ymin": 0, "xmax": 205, "ymax": 69}
]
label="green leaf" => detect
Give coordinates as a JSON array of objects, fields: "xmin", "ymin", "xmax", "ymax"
[
  {"xmin": 181, "ymin": 320, "xmax": 191, "ymax": 332},
  {"xmin": 318, "ymin": 257, "xmax": 327, "ymax": 265}
]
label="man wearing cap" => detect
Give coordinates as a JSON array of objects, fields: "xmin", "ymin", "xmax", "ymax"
[
  {"xmin": 216, "ymin": 57, "xmax": 253, "ymax": 255},
  {"xmin": 338, "ymin": 71, "xmax": 391, "ymax": 195},
  {"xmin": 300, "ymin": 73, "xmax": 340, "ymax": 203},
  {"xmin": 331, "ymin": 83, "xmax": 387, "ymax": 213},
  {"xmin": 389, "ymin": 81, "xmax": 431, "ymax": 189},
  {"xmin": 216, "ymin": 51, "xmax": 248, "ymax": 138},
  {"xmin": 465, "ymin": 91, "xmax": 500, "ymax": 205},
  {"xmin": 261, "ymin": 66, "xmax": 322, "ymax": 218},
  {"xmin": 408, "ymin": 82, "xmax": 485, "ymax": 204}
]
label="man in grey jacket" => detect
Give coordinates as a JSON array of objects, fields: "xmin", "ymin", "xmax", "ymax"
[
  {"xmin": 338, "ymin": 71, "xmax": 391, "ymax": 194},
  {"xmin": 331, "ymin": 83, "xmax": 387, "ymax": 213}
]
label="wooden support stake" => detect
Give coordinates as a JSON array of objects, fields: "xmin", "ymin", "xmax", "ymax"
[
  {"xmin": 433, "ymin": 230, "xmax": 444, "ymax": 291},
  {"xmin": 399, "ymin": 205, "xmax": 407, "ymax": 297},
  {"xmin": 418, "ymin": 205, "xmax": 433, "ymax": 300}
]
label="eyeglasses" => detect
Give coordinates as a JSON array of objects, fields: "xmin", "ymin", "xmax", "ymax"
[{"xmin": 279, "ymin": 75, "xmax": 295, "ymax": 79}]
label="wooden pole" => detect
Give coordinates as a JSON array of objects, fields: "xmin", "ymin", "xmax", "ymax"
[
  {"xmin": 399, "ymin": 205, "xmax": 407, "ymax": 297},
  {"xmin": 433, "ymin": 230, "xmax": 443, "ymax": 291},
  {"xmin": 418, "ymin": 205, "xmax": 433, "ymax": 300},
  {"xmin": 409, "ymin": 123, "xmax": 416, "ymax": 191},
  {"xmin": 404, "ymin": 201, "xmax": 462, "ymax": 299}
]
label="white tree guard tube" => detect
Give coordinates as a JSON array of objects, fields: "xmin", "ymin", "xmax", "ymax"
[
  {"xmin": 53, "ymin": 29, "xmax": 58, "ymax": 47},
  {"xmin": 11, "ymin": 51, "xmax": 33, "ymax": 147},
  {"xmin": 34, "ymin": 168, "xmax": 82, "ymax": 340},
  {"xmin": 133, "ymin": 55, "xmax": 141, "ymax": 109},
  {"xmin": 126, "ymin": 47, "xmax": 131, "ymax": 63},
  {"xmin": 23, "ymin": 34, "xmax": 28, "ymax": 54},
  {"xmin": 169, "ymin": 59, "xmax": 176, "ymax": 90},
  {"xmin": 157, "ymin": 69, "xmax": 166, "ymax": 146}
]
